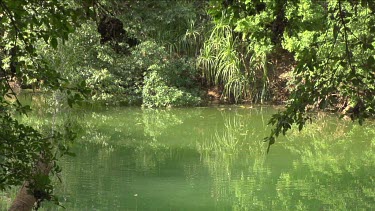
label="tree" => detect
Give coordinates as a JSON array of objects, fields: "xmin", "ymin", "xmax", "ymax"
[
  {"xmin": 1, "ymin": 0, "xmax": 204, "ymax": 209},
  {"xmin": 0, "ymin": 0, "xmax": 90, "ymax": 209},
  {"xmin": 202, "ymin": 0, "xmax": 374, "ymax": 148},
  {"xmin": 38, "ymin": 0, "xmax": 207, "ymax": 107},
  {"xmin": 266, "ymin": 0, "xmax": 375, "ymax": 149}
]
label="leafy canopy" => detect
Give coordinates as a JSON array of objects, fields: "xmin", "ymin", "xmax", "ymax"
[
  {"xmin": 204, "ymin": 0, "xmax": 375, "ymax": 148},
  {"xmin": 0, "ymin": 0, "xmax": 91, "ymax": 206}
]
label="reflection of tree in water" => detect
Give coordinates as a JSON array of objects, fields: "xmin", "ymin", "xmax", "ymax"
[
  {"xmin": 273, "ymin": 120, "xmax": 375, "ymax": 210},
  {"xmin": 196, "ymin": 108, "xmax": 270, "ymax": 208},
  {"xmin": 128, "ymin": 108, "xmax": 202, "ymax": 172},
  {"xmin": 229, "ymin": 118, "xmax": 375, "ymax": 210},
  {"xmin": 39, "ymin": 107, "xmax": 374, "ymax": 210},
  {"xmin": 142, "ymin": 109, "xmax": 184, "ymax": 138},
  {"xmin": 141, "ymin": 108, "xmax": 202, "ymax": 139},
  {"xmin": 193, "ymin": 109, "xmax": 374, "ymax": 210}
]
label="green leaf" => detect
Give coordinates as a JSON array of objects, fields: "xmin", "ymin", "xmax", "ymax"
[
  {"xmin": 42, "ymin": 34, "xmax": 50, "ymax": 43},
  {"xmin": 367, "ymin": 56, "xmax": 375, "ymax": 66},
  {"xmin": 333, "ymin": 25, "xmax": 339, "ymax": 40},
  {"xmin": 50, "ymin": 37, "xmax": 58, "ymax": 49},
  {"xmin": 25, "ymin": 45, "xmax": 34, "ymax": 54},
  {"xmin": 266, "ymin": 136, "xmax": 275, "ymax": 153}
]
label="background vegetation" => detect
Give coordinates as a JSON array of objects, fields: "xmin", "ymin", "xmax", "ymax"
[{"xmin": 0, "ymin": 0, "xmax": 374, "ymax": 209}]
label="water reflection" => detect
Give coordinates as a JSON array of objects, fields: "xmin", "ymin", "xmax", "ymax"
[{"xmin": 35, "ymin": 106, "xmax": 375, "ymax": 210}]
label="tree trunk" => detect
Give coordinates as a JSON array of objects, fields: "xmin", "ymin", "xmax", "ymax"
[
  {"xmin": 8, "ymin": 181, "xmax": 36, "ymax": 211},
  {"xmin": 9, "ymin": 159, "xmax": 52, "ymax": 211}
]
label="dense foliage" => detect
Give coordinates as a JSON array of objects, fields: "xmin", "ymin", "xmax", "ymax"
[
  {"xmin": 0, "ymin": 0, "xmax": 90, "ymax": 207},
  {"xmin": 202, "ymin": 0, "xmax": 375, "ymax": 147},
  {"xmin": 1, "ymin": 0, "xmax": 206, "ymax": 208},
  {"xmin": 199, "ymin": 0, "xmax": 287, "ymax": 103},
  {"xmin": 268, "ymin": 0, "xmax": 375, "ymax": 146},
  {"xmin": 40, "ymin": 1, "xmax": 206, "ymax": 107},
  {"xmin": 1, "ymin": 0, "xmax": 374, "ymax": 209}
]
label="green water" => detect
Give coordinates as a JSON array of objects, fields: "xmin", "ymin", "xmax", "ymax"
[{"xmin": 15, "ymin": 106, "xmax": 375, "ymax": 210}]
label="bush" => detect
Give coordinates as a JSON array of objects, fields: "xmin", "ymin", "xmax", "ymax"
[{"xmin": 142, "ymin": 72, "xmax": 200, "ymax": 107}]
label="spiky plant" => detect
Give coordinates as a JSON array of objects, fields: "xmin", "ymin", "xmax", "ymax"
[{"xmin": 198, "ymin": 18, "xmax": 270, "ymax": 103}]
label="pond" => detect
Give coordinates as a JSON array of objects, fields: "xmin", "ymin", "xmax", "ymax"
[{"xmin": 15, "ymin": 106, "xmax": 375, "ymax": 210}]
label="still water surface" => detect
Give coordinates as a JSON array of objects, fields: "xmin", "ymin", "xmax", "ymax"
[{"xmin": 45, "ymin": 106, "xmax": 374, "ymax": 210}]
